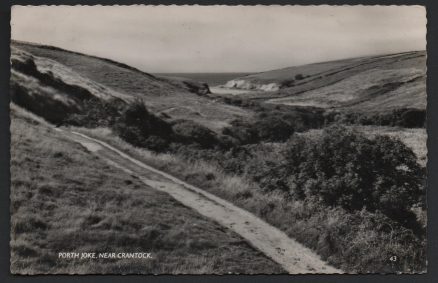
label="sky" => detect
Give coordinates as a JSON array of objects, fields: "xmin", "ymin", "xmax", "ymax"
[{"xmin": 11, "ymin": 5, "xmax": 426, "ymax": 73}]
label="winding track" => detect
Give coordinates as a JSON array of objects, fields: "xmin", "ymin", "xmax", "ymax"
[{"xmin": 56, "ymin": 128, "xmax": 342, "ymax": 274}]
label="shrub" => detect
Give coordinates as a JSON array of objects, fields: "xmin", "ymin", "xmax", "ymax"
[
  {"xmin": 112, "ymin": 99, "xmax": 173, "ymax": 151},
  {"xmin": 281, "ymin": 79, "xmax": 295, "ymax": 88},
  {"xmin": 295, "ymin": 74, "xmax": 305, "ymax": 80},
  {"xmin": 10, "ymin": 80, "xmax": 77, "ymax": 124},
  {"xmin": 64, "ymin": 97, "xmax": 125, "ymax": 127},
  {"xmin": 281, "ymin": 126, "xmax": 424, "ymax": 229},
  {"xmin": 222, "ymin": 114, "xmax": 296, "ymax": 144},
  {"xmin": 398, "ymin": 109, "xmax": 426, "ymax": 128},
  {"xmin": 222, "ymin": 120, "xmax": 259, "ymax": 145},
  {"xmin": 241, "ymin": 144, "xmax": 288, "ymax": 192},
  {"xmin": 254, "ymin": 116, "xmax": 295, "ymax": 142},
  {"xmin": 172, "ymin": 120, "xmax": 219, "ymax": 148}
]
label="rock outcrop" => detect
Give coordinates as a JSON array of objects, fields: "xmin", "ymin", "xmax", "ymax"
[{"xmin": 224, "ymin": 79, "xmax": 280, "ymax": 92}]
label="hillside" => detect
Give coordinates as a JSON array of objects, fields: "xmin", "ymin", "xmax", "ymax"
[
  {"xmin": 10, "ymin": 104, "xmax": 284, "ymax": 274},
  {"xmin": 221, "ymin": 51, "xmax": 426, "ymax": 112},
  {"xmin": 10, "ymin": 41, "xmax": 251, "ymax": 131}
]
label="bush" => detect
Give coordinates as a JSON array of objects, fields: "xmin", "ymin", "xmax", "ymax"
[
  {"xmin": 255, "ymin": 116, "xmax": 295, "ymax": 142},
  {"xmin": 398, "ymin": 109, "xmax": 426, "ymax": 128},
  {"xmin": 281, "ymin": 79, "xmax": 295, "ymax": 88},
  {"xmin": 222, "ymin": 114, "xmax": 296, "ymax": 144},
  {"xmin": 112, "ymin": 99, "xmax": 173, "ymax": 151},
  {"xmin": 281, "ymin": 126, "xmax": 424, "ymax": 229},
  {"xmin": 241, "ymin": 144, "xmax": 288, "ymax": 192},
  {"xmin": 295, "ymin": 74, "xmax": 305, "ymax": 80},
  {"xmin": 172, "ymin": 120, "xmax": 219, "ymax": 148},
  {"xmin": 222, "ymin": 120, "xmax": 259, "ymax": 145},
  {"xmin": 10, "ymin": 80, "xmax": 77, "ymax": 125},
  {"xmin": 64, "ymin": 97, "xmax": 125, "ymax": 127}
]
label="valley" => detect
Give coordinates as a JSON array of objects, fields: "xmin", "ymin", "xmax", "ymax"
[{"xmin": 10, "ymin": 41, "xmax": 427, "ymax": 274}]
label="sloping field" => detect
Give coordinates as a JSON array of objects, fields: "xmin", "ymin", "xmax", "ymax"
[
  {"xmin": 10, "ymin": 104, "xmax": 282, "ymax": 274},
  {"xmin": 269, "ymin": 67, "xmax": 425, "ymax": 111},
  {"xmin": 11, "ymin": 41, "xmax": 252, "ymax": 131},
  {"xmin": 223, "ymin": 51, "xmax": 426, "ymax": 113}
]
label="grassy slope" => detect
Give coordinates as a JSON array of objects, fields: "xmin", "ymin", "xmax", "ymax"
[
  {"xmin": 228, "ymin": 51, "xmax": 426, "ymax": 112},
  {"xmin": 11, "ymin": 41, "xmax": 252, "ymax": 131},
  {"xmin": 10, "ymin": 105, "xmax": 283, "ymax": 274},
  {"xmin": 10, "ymin": 47, "xmax": 134, "ymax": 124}
]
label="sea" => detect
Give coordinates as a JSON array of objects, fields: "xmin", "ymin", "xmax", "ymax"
[{"xmin": 153, "ymin": 73, "xmax": 254, "ymax": 87}]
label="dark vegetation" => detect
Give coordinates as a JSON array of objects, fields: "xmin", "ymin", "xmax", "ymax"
[
  {"xmin": 63, "ymin": 98, "xmax": 225, "ymax": 151},
  {"xmin": 295, "ymin": 73, "xmax": 305, "ymax": 80},
  {"xmin": 221, "ymin": 96, "xmax": 426, "ymax": 129},
  {"xmin": 281, "ymin": 79, "xmax": 296, "ymax": 88},
  {"xmin": 222, "ymin": 107, "xmax": 325, "ymax": 144},
  {"xmin": 11, "ymin": 55, "xmax": 92, "ymax": 101},
  {"xmin": 267, "ymin": 127, "xmax": 423, "ymax": 229},
  {"xmin": 67, "ymin": 98, "xmax": 325, "ymax": 150},
  {"xmin": 65, "ymin": 98, "xmax": 125, "ymax": 128},
  {"xmin": 10, "ymin": 55, "xmax": 84, "ymax": 123},
  {"xmin": 175, "ymin": 126, "xmax": 426, "ymax": 227},
  {"xmin": 325, "ymin": 108, "xmax": 426, "ymax": 128},
  {"xmin": 111, "ymin": 101, "xmax": 173, "ymax": 152},
  {"xmin": 10, "ymin": 78, "xmax": 78, "ymax": 124}
]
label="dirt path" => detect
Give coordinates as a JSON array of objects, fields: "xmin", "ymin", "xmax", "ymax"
[{"xmin": 59, "ymin": 128, "xmax": 341, "ymax": 274}]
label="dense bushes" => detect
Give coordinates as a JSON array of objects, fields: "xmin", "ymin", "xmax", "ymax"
[
  {"xmin": 184, "ymin": 125, "xmax": 425, "ymax": 232},
  {"xmin": 105, "ymin": 100, "xmax": 227, "ymax": 152},
  {"xmin": 221, "ymin": 94, "xmax": 425, "ymax": 129},
  {"xmin": 247, "ymin": 126, "xmax": 424, "ymax": 230},
  {"xmin": 64, "ymin": 97, "xmax": 228, "ymax": 152},
  {"xmin": 222, "ymin": 107, "xmax": 326, "ymax": 144},
  {"xmin": 134, "ymin": 139, "xmax": 426, "ymax": 273},
  {"xmin": 327, "ymin": 108, "xmax": 426, "ymax": 128},
  {"xmin": 223, "ymin": 116, "xmax": 294, "ymax": 144}
]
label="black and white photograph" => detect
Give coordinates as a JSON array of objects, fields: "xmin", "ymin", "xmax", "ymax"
[{"xmin": 9, "ymin": 5, "xmax": 427, "ymax": 274}]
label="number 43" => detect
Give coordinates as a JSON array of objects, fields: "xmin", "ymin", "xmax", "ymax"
[{"xmin": 390, "ymin": 256, "xmax": 398, "ymax": 262}]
